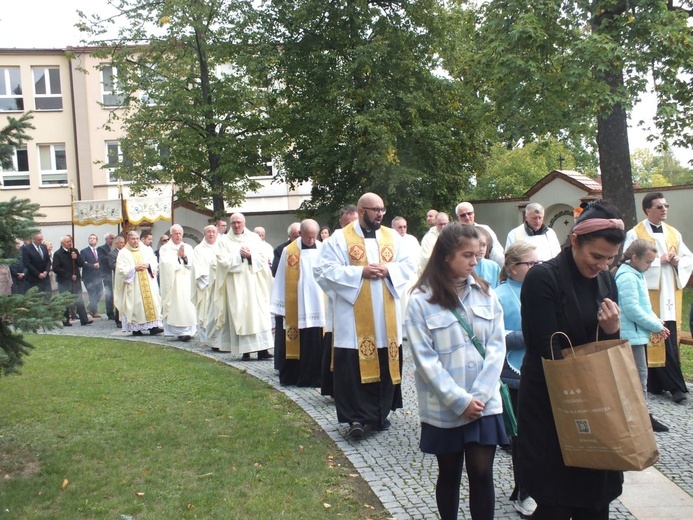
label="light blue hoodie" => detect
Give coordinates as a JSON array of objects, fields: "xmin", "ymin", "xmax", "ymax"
[{"xmin": 614, "ymin": 262, "xmax": 664, "ymax": 345}]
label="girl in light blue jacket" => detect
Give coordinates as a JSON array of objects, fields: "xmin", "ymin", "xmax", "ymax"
[{"xmin": 614, "ymin": 238, "xmax": 670, "ymax": 432}]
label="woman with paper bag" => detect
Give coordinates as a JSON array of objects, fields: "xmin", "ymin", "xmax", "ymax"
[{"xmin": 517, "ymin": 201, "xmax": 626, "ymax": 519}]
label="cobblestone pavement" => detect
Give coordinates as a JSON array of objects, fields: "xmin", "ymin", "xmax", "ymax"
[{"xmin": 53, "ymin": 320, "xmax": 692, "ymax": 519}]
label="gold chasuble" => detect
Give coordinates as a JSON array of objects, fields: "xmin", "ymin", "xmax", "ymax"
[
  {"xmin": 634, "ymin": 222, "xmax": 684, "ymax": 324},
  {"xmin": 342, "ymin": 222, "xmax": 401, "ymax": 385},
  {"xmin": 127, "ymin": 244, "xmax": 158, "ymax": 323},
  {"xmin": 284, "ymin": 239, "xmax": 302, "ymax": 360}
]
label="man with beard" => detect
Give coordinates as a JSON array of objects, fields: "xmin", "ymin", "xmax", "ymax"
[
  {"xmin": 314, "ymin": 193, "xmax": 415, "ymax": 438},
  {"xmin": 158, "ymin": 224, "xmax": 197, "ymax": 341},
  {"xmin": 624, "ymin": 192, "xmax": 693, "ymax": 404}
]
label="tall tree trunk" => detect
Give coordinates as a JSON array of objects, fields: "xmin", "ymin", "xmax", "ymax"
[{"xmin": 593, "ymin": 2, "xmax": 637, "ymax": 228}]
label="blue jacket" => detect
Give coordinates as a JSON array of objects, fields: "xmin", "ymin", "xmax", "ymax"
[{"xmin": 614, "ymin": 263, "xmax": 663, "ymax": 345}]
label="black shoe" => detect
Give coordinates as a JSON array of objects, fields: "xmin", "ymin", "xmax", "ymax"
[
  {"xmin": 63, "ymin": 321, "xmax": 72, "ymax": 327},
  {"xmin": 347, "ymin": 422, "xmax": 365, "ymax": 439},
  {"xmin": 132, "ymin": 331, "xmax": 143, "ymax": 336},
  {"xmin": 115, "ymin": 321, "xmax": 122, "ymax": 328},
  {"xmin": 149, "ymin": 327, "xmax": 164, "ymax": 336},
  {"xmin": 650, "ymin": 415, "xmax": 669, "ymax": 432},
  {"xmin": 241, "ymin": 353, "xmax": 251, "ymax": 361},
  {"xmin": 178, "ymin": 335, "xmax": 192, "ymax": 342},
  {"xmin": 671, "ymin": 390, "xmax": 688, "ymax": 404},
  {"xmin": 81, "ymin": 320, "xmax": 93, "ymax": 326},
  {"xmin": 375, "ymin": 419, "xmax": 392, "ymax": 431},
  {"xmin": 257, "ymin": 350, "xmax": 273, "ymax": 360},
  {"xmin": 107, "ymin": 314, "xmax": 115, "ymax": 320}
]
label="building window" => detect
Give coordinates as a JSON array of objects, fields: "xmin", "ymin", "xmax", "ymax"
[
  {"xmin": 0, "ymin": 67, "xmax": 23, "ymax": 111},
  {"xmin": 106, "ymin": 140, "xmax": 133, "ymax": 183},
  {"xmin": 101, "ymin": 65, "xmax": 124, "ymax": 107},
  {"xmin": 1, "ymin": 147, "xmax": 30, "ymax": 187},
  {"xmin": 38, "ymin": 144, "xmax": 67, "ymax": 185},
  {"xmin": 32, "ymin": 67, "xmax": 62, "ymax": 110}
]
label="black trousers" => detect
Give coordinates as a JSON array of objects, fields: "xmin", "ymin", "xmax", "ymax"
[{"xmin": 58, "ymin": 281, "xmax": 89, "ymax": 324}]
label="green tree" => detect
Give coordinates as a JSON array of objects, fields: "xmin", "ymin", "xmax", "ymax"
[
  {"xmin": 1, "ymin": 115, "xmax": 72, "ymax": 376},
  {"xmin": 471, "ymin": 138, "xmax": 594, "ymax": 199},
  {"xmin": 77, "ymin": 0, "xmax": 275, "ymax": 218},
  {"xmin": 259, "ymin": 0, "xmax": 490, "ymax": 236},
  {"xmin": 631, "ymin": 148, "xmax": 692, "ymax": 186},
  {"xmin": 444, "ymin": 0, "xmax": 693, "ymax": 227}
]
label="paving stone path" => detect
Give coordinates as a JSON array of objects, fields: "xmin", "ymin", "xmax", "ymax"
[{"xmin": 56, "ymin": 320, "xmax": 692, "ymax": 519}]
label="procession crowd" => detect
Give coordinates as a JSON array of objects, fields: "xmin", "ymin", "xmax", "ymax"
[{"xmin": 3, "ymin": 191, "xmax": 690, "ymax": 520}]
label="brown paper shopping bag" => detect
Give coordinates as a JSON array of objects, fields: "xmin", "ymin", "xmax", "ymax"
[
  {"xmin": 647, "ymin": 331, "xmax": 666, "ymax": 368},
  {"xmin": 542, "ymin": 333, "xmax": 659, "ymax": 471}
]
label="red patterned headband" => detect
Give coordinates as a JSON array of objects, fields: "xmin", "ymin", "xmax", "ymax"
[{"xmin": 572, "ymin": 218, "xmax": 624, "ymax": 235}]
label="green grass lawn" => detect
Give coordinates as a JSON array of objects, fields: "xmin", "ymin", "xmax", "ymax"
[{"xmin": 0, "ymin": 335, "xmax": 389, "ymax": 519}]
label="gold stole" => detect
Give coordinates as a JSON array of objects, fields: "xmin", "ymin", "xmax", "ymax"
[
  {"xmin": 127, "ymin": 245, "xmax": 158, "ymax": 323},
  {"xmin": 284, "ymin": 239, "xmax": 301, "ymax": 360},
  {"xmin": 342, "ymin": 222, "xmax": 401, "ymax": 385},
  {"xmin": 633, "ymin": 222, "xmax": 683, "ymax": 325}
]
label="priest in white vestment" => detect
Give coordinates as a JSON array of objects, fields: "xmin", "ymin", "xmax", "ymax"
[
  {"xmin": 505, "ymin": 203, "xmax": 561, "ymax": 262},
  {"xmin": 211, "ymin": 213, "xmax": 273, "ymax": 359},
  {"xmin": 253, "ymin": 226, "xmax": 275, "ymax": 274},
  {"xmin": 191, "ymin": 225, "xmax": 218, "ymax": 344},
  {"xmin": 114, "ymin": 231, "xmax": 163, "ymax": 336},
  {"xmin": 420, "ymin": 212, "xmax": 449, "ymax": 273},
  {"xmin": 158, "ymin": 224, "xmax": 197, "ymax": 341},
  {"xmin": 270, "ymin": 219, "xmax": 326, "ymax": 386},
  {"xmin": 391, "ymin": 216, "xmax": 422, "ymax": 331},
  {"xmin": 624, "ymin": 192, "xmax": 692, "ymax": 403},
  {"xmin": 314, "ymin": 193, "xmax": 415, "ymax": 438}
]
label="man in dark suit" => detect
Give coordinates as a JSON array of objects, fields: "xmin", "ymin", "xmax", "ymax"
[
  {"xmin": 80, "ymin": 233, "xmax": 104, "ymax": 318},
  {"xmin": 10, "ymin": 238, "xmax": 28, "ymax": 294},
  {"xmin": 97, "ymin": 232, "xmax": 115, "ymax": 320},
  {"xmin": 21, "ymin": 232, "xmax": 52, "ymax": 293},
  {"xmin": 52, "ymin": 235, "xmax": 92, "ymax": 326}
]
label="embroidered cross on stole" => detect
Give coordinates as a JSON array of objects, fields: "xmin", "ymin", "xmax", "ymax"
[
  {"xmin": 127, "ymin": 245, "xmax": 158, "ymax": 323},
  {"xmin": 342, "ymin": 222, "xmax": 401, "ymax": 385},
  {"xmin": 284, "ymin": 239, "xmax": 302, "ymax": 360}
]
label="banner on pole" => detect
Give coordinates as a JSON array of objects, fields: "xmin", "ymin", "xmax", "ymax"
[{"xmin": 72, "ymin": 199, "xmax": 123, "ymax": 226}]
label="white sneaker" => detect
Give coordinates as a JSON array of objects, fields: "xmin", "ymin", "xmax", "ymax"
[{"xmin": 513, "ymin": 496, "xmax": 537, "ymax": 517}]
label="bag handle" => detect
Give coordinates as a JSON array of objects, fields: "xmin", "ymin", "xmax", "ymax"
[
  {"xmin": 549, "ymin": 331, "xmax": 575, "ymax": 360},
  {"xmin": 451, "ymin": 309, "xmax": 485, "ymax": 359}
]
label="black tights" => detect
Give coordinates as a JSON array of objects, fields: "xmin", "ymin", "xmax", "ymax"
[{"xmin": 435, "ymin": 443, "xmax": 497, "ymax": 520}]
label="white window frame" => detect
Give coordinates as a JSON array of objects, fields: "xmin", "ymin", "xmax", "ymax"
[
  {"xmin": 32, "ymin": 66, "xmax": 62, "ymax": 111},
  {"xmin": 0, "ymin": 67, "xmax": 24, "ymax": 112},
  {"xmin": 0, "ymin": 147, "xmax": 30, "ymax": 188},
  {"xmin": 105, "ymin": 140, "xmax": 133, "ymax": 183},
  {"xmin": 38, "ymin": 143, "xmax": 68, "ymax": 186},
  {"xmin": 101, "ymin": 65, "xmax": 124, "ymax": 107}
]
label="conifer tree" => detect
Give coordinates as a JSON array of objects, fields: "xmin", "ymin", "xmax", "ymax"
[{"xmin": 1, "ymin": 114, "xmax": 73, "ymax": 376}]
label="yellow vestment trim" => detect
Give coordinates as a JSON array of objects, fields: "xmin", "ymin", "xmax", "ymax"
[
  {"xmin": 284, "ymin": 239, "xmax": 301, "ymax": 360},
  {"xmin": 342, "ymin": 222, "xmax": 401, "ymax": 385},
  {"xmin": 126, "ymin": 244, "xmax": 158, "ymax": 323},
  {"xmin": 634, "ymin": 222, "xmax": 683, "ymax": 330}
]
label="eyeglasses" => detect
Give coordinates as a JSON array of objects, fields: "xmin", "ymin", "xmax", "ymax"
[
  {"xmin": 457, "ymin": 211, "xmax": 474, "ymax": 218},
  {"xmin": 515, "ymin": 261, "xmax": 541, "ymax": 267},
  {"xmin": 652, "ymin": 204, "xmax": 670, "ymax": 210},
  {"xmin": 362, "ymin": 206, "xmax": 387, "ymax": 215}
]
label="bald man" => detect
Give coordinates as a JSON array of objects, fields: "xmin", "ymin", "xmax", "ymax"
[
  {"xmin": 270, "ymin": 219, "xmax": 326, "ymax": 386},
  {"xmin": 158, "ymin": 224, "xmax": 197, "ymax": 341},
  {"xmin": 314, "ymin": 192, "xmax": 415, "ymax": 438},
  {"xmin": 420, "ymin": 211, "xmax": 449, "ymax": 273}
]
